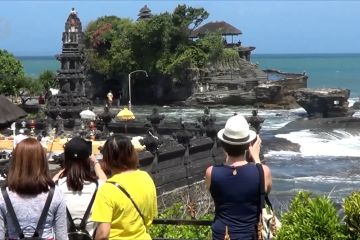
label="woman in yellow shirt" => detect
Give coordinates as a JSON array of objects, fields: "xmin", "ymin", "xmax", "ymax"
[{"xmin": 92, "ymin": 134, "xmax": 157, "ymax": 240}]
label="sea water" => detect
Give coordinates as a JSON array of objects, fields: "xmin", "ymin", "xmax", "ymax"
[{"xmin": 18, "ymin": 54, "xmax": 360, "ymax": 206}]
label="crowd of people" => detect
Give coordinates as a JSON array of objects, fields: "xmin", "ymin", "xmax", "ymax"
[{"xmin": 0, "ymin": 114, "xmax": 271, "ymax": 240}]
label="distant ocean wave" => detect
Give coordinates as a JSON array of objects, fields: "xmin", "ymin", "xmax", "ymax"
[{"xmin": 275, "ymin": 129, "xmax": 360, "ymax": 157}]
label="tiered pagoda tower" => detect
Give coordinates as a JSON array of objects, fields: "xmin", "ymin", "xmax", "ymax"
[
  {"xmin": 137, "ymin": 5, "xmax": 153, "ymax": 21},
  {"xmin": 46, "ymin": 8, "xmax": 91, "ymax": 120}
]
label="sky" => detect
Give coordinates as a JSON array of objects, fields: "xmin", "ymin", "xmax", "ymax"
[{"xmin": 1, "ymin": 0, "xmax": 360, "ymax": 56}]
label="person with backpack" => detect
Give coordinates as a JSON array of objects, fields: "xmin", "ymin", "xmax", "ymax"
[
  {"xmin": 91, "ymin": 134, "xmax": 157, "ymax": 240},
  {"xmin": 52, "ymin": 137, "xmax": 107, "ymax": 238},
  {"xmin": 0, "ymin": 138, "xmax": 68, "ymax": 239}
]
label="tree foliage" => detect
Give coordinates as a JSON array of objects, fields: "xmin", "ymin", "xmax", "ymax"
[
  {"xmin": 0, "ymin": 49, "xmax": 25, "ymax": 97},
  {"xmin": 277, "ymin": 191, "xmax": 349, "ymax": 240},
  {"xmin": 38, "ymin": 70, "xmax": 57, "ymax": 91},
  {"xmin": 343, "ymin": 191, "xmax": 360, "ymax": 239},
  {"xmin": 149, "ymin": 202, "xmax": 212, "ymax": 240},
  {"xmin": 84, "ymin": 4, "xmax": 224, "ymax": 83}
]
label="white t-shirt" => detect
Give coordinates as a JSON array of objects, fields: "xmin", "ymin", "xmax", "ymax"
[{"xmin": 57, "ymin": 177, "xmax": 103, "ymax": 234}]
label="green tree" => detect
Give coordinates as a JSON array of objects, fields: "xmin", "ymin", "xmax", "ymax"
[
  {"xmin": 38, "ymin": 70, "xmax": 57, "ymax": 92},
  {"xmin": 17, "ymin": 76, "xmax": 43, "ymax": 104},
  {"xmin": 84, "ymin": 5, "xmax": 210, "ymax": 82},
  {"xmin": 0, "ymin": 49, "xmax": 25, "ymax": 98}
]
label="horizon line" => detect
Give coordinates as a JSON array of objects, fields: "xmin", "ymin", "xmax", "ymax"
[{"xmin": 15, "ymin": 52, "xmax": 360, "ymax": 58}]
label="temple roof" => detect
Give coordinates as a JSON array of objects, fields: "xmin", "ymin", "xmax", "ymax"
[
  {"xmin": 138, "ymin": 5, "xmax": 153, "ymax": 20},
  {"xmin": 0, "ymin": 95, "xmax": 27, "ymax": 126},
  {"xmin": 190, "ymin": 21, "xmax": 242, "ymax": 38}
]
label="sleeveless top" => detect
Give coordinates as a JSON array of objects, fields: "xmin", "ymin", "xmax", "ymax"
[{"xmin": 210, "ymin": 163, "xmax": 260, "ymax": 240}]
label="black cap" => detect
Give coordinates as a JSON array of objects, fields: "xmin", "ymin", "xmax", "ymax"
[{"xmin": 64, "ymin": 137, "xmax": 92, "ymax": 160}]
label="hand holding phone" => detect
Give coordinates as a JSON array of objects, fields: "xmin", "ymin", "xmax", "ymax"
[{"xmin": 248, "ymin": 135, "xmax": 261, "ymax": 163}]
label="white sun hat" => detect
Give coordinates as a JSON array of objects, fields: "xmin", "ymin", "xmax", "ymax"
[{"xmin": 217, "ymin": 115, "xmax": 256, "ymax": 145}]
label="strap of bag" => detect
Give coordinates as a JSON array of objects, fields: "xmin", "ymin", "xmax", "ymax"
[
  {"xmin": 256, "ymin": 163, "xmax": 266, "ymax": 209},
  {"xmin": 35, "ymin": 186, "xmax": 55, "ymax": 235},
  {"xmin": 1, "ymin": 186, "xmax": 24, "ymax": 238},
  {"xmin": 64, "ymin": 181, "xmax": 98, "ymax": 231},
  {"xmin": 107, "ymin": 181, "xmax": 145, "ymax": 225},
  {"xmin": 256, "ymin": 164, "xmax": 275, "ymax": 211},
  {"xmin": 80, "ymin": 182, "xmax": 98, "ymax": 229},
  {"xmin": 256, "ymin": 163, "xmax": 265, "ymax": 240},
  {"xmin": 1, "ymin": 185, "xmax": 54, "ymax": 238}
]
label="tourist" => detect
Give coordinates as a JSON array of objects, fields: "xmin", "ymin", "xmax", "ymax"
[
  {"xmin": 107, "ymin": 90, "xmax": 113, "ymax": 107},
  {"xmin": 205, "ymin": 115, "xmax": 272, "ymax": 240},
  {"xmin": 52, "ymin": 137, "xmax": 107, "ymax": 235},
  {"xmin": 92, "ymin": 134, "xmax": 157, "ymax": 240},
  {"xmin": 38, "ymin": 94, "xmax": 45, "ymax": 104},
  {"xmin": 0, "ymin": 138, "xmax": 67, "ymax": 239}
]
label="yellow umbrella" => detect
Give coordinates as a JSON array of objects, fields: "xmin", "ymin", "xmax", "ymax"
[{"xmin": 116, "ymin": 107, "xmax": 135, "ymax": 133}]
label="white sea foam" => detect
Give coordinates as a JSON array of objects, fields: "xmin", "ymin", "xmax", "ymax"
[
  {"xmin": 264, "ymin": 150, "xmax": 301, "ymax": 158},
  {"xmin": 293, "ymin": 175, "xmax": 360, "ymax": 184},
  {"xmin": 290, "ymin": 108, "xmax": 307, "ymax": 115},
  {"xmin": 275, "ymin": 129, "xmax": 360, "ymax": 157}
]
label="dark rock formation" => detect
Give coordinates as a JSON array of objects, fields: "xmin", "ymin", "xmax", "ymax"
[
  {"xmin": 185, "ymin": 60, "xmax": 308, "ymax": 107},
  {"xmin": 352, "ymin": 101, "xmax": 360, "ymax": 110},
  {"xmin": 292, "ymin": 88, "xmax": 354, "ymax": 118}
]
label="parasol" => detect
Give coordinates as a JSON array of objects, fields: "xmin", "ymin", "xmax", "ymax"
[
  {"xmin": 80, "ymin": 109, "xmax": 96, "ymax": 120},
  {"xmin": 116, "ymin": 107, "xmax": 135, "ymax": 133},
  {"xmin": 0, "ymin": 95, "xmax": 27, "ymax": 128}
]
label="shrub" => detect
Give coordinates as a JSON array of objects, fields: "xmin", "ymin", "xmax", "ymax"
[
  {"xmin": 149, "ymin": 202, "xmax": 212, "ymax": 240},
  {"xmin": 276, "ymin": 191, "xmax": 348, "ymax": 240},
  {"xmin": 343, "ymin": 191, "xmax": 360, "ymax": 239}
]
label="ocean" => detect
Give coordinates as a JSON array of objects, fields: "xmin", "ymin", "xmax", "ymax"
[{"xmin": 18, "ymin": 54, "xmax": 360, "ymax": 207}]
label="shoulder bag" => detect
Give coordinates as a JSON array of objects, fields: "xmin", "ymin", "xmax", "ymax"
[
  {"xmin": 107, "ymin": 181, "xmax": 145, "ymax": 225},
  {"xmin": 256, "ymin": 163, "xmax": 281, "ymax": 240},
  {"xmin": 66, "ymin": 182, "xmax": 98, "ymax": 240},
  {"xmin": 1, "ymin": 186, "xmax": 55, "ymax": 240}
]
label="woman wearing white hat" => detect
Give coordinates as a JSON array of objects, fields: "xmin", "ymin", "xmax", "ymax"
[{"xmin": 205, "ymin": 115, "xmax": 272, "ymax": 240}]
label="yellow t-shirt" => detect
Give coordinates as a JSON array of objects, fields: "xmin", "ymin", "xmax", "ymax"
[{"xmin": 91, "ymin": 170, "xmax": 157, "ymax": 239}]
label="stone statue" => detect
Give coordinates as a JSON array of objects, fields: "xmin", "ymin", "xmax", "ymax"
[
  {"xmin": 197, "ymin": 107, "xmax": 216, "ymax": 136},
  {"xmin": 146, "ymin": 108, "xmax": 165, "ymax": 134},
  {"xmin": 246, "ymin": 110, "xmax": 264, "ymax": 134},
  {"xmin": 139, "ymin": 127, "xmax": 162, "ymax": 154},
  {"xmin": 173, "ymin": 121, "xmax": 193, "ymax": 147},
  {"xmin": 99, "ymin": 106, "xmax": 114, "ymax": 135},
  {"xmin": 55, "ymin": 115, "xmax": 65, "ymax": 136}
]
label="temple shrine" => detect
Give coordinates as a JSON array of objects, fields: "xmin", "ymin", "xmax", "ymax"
[
  {"xmin": 45, "ymin": 8, "xmax": 91, "ymax": 120},
  {"xmin": 189, "ymin": 21, "xmax": 255, "ymax": 61},
  {"xmin": 137, "ymin": 5, "xmax": 153, "ymax": 21}
]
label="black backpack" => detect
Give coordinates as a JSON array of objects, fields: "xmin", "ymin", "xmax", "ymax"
[
  {"xmin": 1, "ymin": 186, "xmax": 55, "ymax": 240},
  {"xmin": 67, "ymin": 183, "xmax": 98, "ymax": 240}
]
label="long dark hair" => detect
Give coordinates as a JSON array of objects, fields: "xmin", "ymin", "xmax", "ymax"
[
  {"xmin": 102, "ymin": 134, "xmax": 138, "ymax": 172},
  {"xmin": 60, "ymin": 140, "xmax": 97, "ymax": 191},
  {"xmin": 7, "ymin": 138, "xmax": 54, "ymax": 195}
]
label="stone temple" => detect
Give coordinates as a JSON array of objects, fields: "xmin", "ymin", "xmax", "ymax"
[{"xmin": 45, "ymin": 8, "xmax": 91, "ymax": 121}]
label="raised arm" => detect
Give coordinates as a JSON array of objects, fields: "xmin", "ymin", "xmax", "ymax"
[{"xmin": 90, "ymin": 154, "xmax": 107, "ymax": 181}]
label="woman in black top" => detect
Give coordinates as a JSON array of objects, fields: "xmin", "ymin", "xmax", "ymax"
[{"xmin": 205, "ymin": 115, "xmax": 272, "ymax": 240}]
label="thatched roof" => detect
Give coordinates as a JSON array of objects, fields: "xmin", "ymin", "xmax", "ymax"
[
  {"xmin": 0, "ymin": 95, "xmax": 27, "ymax": 125},
  {"xmin": 190, "ymin": 21, "xmax": 242, "ymax": 38}
]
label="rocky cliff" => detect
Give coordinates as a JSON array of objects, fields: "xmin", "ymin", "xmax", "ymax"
[
  {"xmin": 292, "ymin": 88, "xmax": 354, "ymax": 118},
  {"xmin": 185, "ymin": 59, "xmax": 307, "ymax": 107}
]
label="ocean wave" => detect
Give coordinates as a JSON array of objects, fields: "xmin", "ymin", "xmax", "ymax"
[
  {"xmin": 293, "ymin": 175, "xmax": 360, "ymax": 184},
  {"xmin": 275, "ymin": 129, "xmax": 360, "ymax": 157},
  {"xmin": 264, "ymin": 150, "xmax": 301, "ymax": 158}
]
